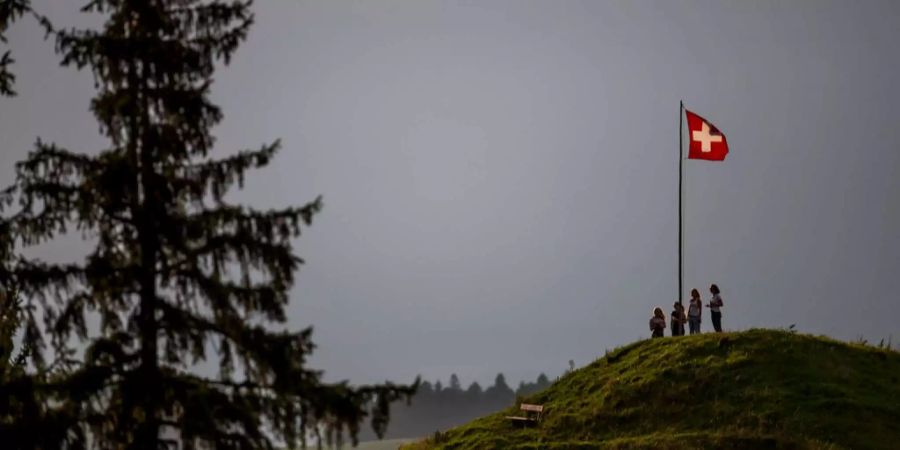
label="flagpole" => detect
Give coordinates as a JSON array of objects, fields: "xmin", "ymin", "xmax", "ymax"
[{"xmin": 678, "ymin": 100, "xmax": 684, "ymax": 305}]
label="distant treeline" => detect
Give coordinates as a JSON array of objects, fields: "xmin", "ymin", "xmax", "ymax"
[{"xmin": 359, "ymin": 372, "xmax": 553, "ymax": 440}]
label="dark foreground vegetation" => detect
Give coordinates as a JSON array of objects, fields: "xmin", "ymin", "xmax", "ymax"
[
  {"xmin": 404, "ymin": 329, "xmax": 900, "ymax": 450},
  {"xmin": 0, "ymin": 1, "xmax": 413, "ymax": 448}
]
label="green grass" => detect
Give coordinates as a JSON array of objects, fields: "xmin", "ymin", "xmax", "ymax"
[{"xmin": 402, "ymin": 329, "xmax": 900, "ymax": 450}]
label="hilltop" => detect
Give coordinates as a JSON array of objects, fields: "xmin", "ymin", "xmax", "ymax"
[{"xmin": 401, "ymin": 329, "xmax": 900, "ymax": 450}]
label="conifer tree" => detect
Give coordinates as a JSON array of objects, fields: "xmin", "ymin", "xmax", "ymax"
[
  {"xmin": 417, "ymin": 380, "xmax": 433, "ymax": 397},
  {"xmin": 448, "ymin": 374, "xmax": 461, "ymax": 392},
  {"xmin": 491, "ymin": 373, "xmax": 510, "ymax": 392},
  {"xmin": 485, "ymin": 373, "xmax": 513, "ymax": 407},
  {"xmin": 0, "ymin": 1, "xmax": 414, "ymax": 448}
]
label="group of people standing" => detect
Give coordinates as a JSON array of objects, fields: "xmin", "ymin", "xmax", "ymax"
[{"xmin": 650, "ymin": 284, "xmax": 724, "ymax": 338}]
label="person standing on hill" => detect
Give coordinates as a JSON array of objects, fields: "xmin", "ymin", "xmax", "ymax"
[
  {"xmin": 649, "ymin": 307, "xmax": 666, "ymax": 338},
  {"xmin": 670, "ymin": 302, "xmax": 686, "ymax": 336},
  {"xmin": 687, "ymin": 289, "xmax": 702, "ymax": 334},
  {"xmin": 708, "ymin": 284, "xmax": 725, "ymax": 332}
]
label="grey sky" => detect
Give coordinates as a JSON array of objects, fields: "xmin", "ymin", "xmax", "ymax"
[{"xmin": 1, "ymin": 1, "xmax": 899, "ymax": 388}]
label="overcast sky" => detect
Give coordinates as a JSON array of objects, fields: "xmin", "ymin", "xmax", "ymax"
[{"xmin": 1, "ymin": 1, "xmax": 899, "ymax": 388}]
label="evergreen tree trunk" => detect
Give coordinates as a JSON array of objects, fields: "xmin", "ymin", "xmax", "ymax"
[{"xmin": 134, "ymin": 49, "xmax": 162, "ymax": 447}]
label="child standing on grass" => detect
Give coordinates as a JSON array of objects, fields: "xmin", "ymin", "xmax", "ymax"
[
  {"xmin": 671, "ymin": 302, "xmax": 686, "ymax": 336},
  {"xmin": 688, "ymin": 289, "xmax": 702, "ymax": 334},
  {"xmin": 650, "ymin": 307, "xmax": 666, "ymax": 338},
  {"xmin": 708, "ymin": 284, "xmax": 724, "ymax": 332}
]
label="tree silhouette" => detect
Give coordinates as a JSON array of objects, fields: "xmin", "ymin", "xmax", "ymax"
[
  {"xmin": 484, "ymin": 373, "xmax": 514, "ymax": 409},
  {"xmin": 448, "ymin": 373, "xmax": 462, "ymax": 392},
  {"xmin": 514, "ymin": 372, "xmax": 552, "ymax": 397},
  {"xmin": 0, "ymin": 1, "xmax": 414, "ymax": 448},
  {"xmin": 492, "ymin": 373, "xmax": 510, "ymax": 392},
  {"xmin": 418, "ymin": 380, "xmax": 434, "ymax": 397}
]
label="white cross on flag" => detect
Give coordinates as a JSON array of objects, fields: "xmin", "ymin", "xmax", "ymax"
[{"xmin": 685, "ymin": 109, "xmax": 728, "ymax": 161}]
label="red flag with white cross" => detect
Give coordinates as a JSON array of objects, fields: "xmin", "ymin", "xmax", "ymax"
[{"xmin": 685, "ymin": 109, "xmax": 728, "ymax": 161}]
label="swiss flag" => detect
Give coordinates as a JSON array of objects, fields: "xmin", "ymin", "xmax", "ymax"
[{"xmin": 685, "ymin": 109, "xmax": 728, "ymax": 161}]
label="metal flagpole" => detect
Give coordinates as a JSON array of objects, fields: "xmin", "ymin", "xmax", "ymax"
[{"xmin": 679, "ymin": 100, "xmax": 684, "ymax": 305}]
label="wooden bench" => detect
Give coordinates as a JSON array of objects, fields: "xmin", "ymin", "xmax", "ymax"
[{"xmin": 506, "ymin": 403, "xmax": 544, "ymax": 427}]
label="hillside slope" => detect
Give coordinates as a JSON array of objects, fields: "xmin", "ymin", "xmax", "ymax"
[{"xmin": 402, "ymin": 329, "xmax": 900, "ymax": 450}]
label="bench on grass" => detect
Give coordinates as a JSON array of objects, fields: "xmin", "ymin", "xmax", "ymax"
[{"xmin": 506, "ymin": 403, "xmax": 544, "ymax": 427}]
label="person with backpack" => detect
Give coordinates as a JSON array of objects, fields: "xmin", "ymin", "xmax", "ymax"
[
  {"xmin": 649, "ymin": 307, "xmax": 666, "ymax": 338},
  {"xmin": 687, "ymin": 289, "xmax": 702, "ymax": 334},
  {"xmin": 670, "ymin": 301, "xmax": 686, "ymax": 336},
  {"xmin": 707, "ymin": 283, "xmax": 724, "ymax": 332}
]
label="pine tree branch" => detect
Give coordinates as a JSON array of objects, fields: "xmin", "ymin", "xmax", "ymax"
[
  {"xmin": 185, "ymin": 141, "xmax": 283, "ymax": 200},
  {"xmin": 12, "ymin": 259, "xmax": 85, "ymax": 300},
  {"xmin": 172, "ymin": 266, "xmax": 288, "ymax": 322},
  {"xmin": 0, "ymin": 0, "xmax": 32, "ymax": 96}
]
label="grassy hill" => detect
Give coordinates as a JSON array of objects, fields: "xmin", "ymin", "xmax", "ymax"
[{"xmin": 402, "ymin": 329, "xmax": 900, "ymax": 450}]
